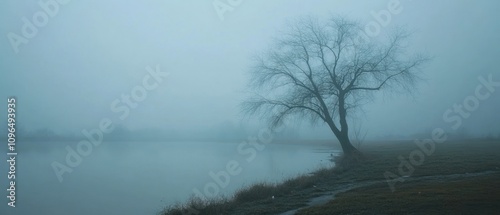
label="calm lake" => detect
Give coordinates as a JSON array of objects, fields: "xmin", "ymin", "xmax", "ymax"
[{"xmin": 1, "ymin": 141, "xmax": 338, "ymax": 215}]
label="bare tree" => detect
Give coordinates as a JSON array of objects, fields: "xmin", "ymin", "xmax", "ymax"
[{"xmin": 243, "ymin": 16, "xmax": 428, "ymax": 158}]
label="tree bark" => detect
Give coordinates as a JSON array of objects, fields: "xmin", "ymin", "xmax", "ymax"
[
  {"xmin": 336, "ymin": 93, "xmax": 360, "ymax": 157},
  {"xmin": 338, "ymin": 132, "xmax": 359, "ymax": 156},
  {"xmin": 325, "ymin": 116, "xmax": 360, "ymax": 157}
]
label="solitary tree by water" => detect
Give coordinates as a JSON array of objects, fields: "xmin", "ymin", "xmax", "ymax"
[{"xmin": 243, "ymin": 16, "xmax": 428, "ymax": 159}]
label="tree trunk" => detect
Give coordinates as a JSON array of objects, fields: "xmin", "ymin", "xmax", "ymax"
[
  {"xmin": 336, "ymin": 131, "xmax": 362, "ymax": 167},
  {"xmin": 337, "ymin": 93, "xmax": 360, "ymax": 157},
  {"xmin": 338, "ymin": 132, "xmax": 359, "ymax": 156},
  {"xmin": 325, "ymin": 117, "xmax": 360, "ymax": 157}
]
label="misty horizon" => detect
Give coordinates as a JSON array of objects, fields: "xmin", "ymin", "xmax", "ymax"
[
  {"xmin": 1, "ymin": 1, "xmax": 499, "ymax": 215},
  {"xmin": 1, "ymin": 1, "xmax": 499, "ymax": 142}
]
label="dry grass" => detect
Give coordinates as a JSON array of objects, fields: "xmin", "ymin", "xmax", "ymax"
[
  {"xmin": 160, "ymin": 139, "xmax": 500, "ymax": 215},
  {"xmin": 297, "ymin": 172, "xmax": 500, "ymax": 214},
  {"xmin": 159, "ymin": 169, "xmax": 333, "ymax": 215}
]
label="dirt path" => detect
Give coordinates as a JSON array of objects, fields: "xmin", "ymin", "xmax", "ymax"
[{"xmin": 279, "ymin": 170, "xmax": 499, "ymax": 215}]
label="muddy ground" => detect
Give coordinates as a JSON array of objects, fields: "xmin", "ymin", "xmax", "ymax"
[
  {"xmin": 161, "ymin": 139, "xmax": 500, "ymax": 215},
  {"xmin": 231, "ymin": 139, "xmax": 500, "ymax": 215}
]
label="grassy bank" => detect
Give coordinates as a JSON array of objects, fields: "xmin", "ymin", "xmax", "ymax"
[
  {"xmin": 160, "ymin": 168, "xmax": 333, "ymax": 215},
  {"xmin": 297, "ymin": 172, "xmax": 500, "ymax": 214},
  {"xmin": 159, "ymin": 139, "xmax": 500, "ymax": 215}
]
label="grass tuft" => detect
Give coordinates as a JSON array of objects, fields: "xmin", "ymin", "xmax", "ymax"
[{"xmin": 160, "ymin": 166, "xmax": 335, "ymax": 215}]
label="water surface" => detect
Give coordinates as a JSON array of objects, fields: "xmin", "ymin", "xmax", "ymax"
[{"xmin": 0, "ymin": 141, "xmax": 337, "ymax": 215}]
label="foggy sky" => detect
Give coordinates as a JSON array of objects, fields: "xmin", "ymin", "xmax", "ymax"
[{"xmin": 1, "ymin": 0, "xmax": 499, "ymax": 140}]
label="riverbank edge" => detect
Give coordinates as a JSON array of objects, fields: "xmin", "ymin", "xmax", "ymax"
[{"xmin": 159, "ymin": 139, "xmax": 500, "ymax": 215}]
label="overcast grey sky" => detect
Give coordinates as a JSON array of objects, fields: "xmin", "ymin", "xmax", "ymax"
[{"xmin": 1, "ymin": 0, "xmax": 499, "ymax": 139}]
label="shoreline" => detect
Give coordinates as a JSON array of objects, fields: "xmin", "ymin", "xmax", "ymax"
[{"xmin": 160, "ymin": 139, "xmax": 500, "ymax": 215}]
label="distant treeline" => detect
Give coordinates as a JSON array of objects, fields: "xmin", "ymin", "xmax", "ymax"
[
  {"xmin": 2, "ymin": 125, "xmax": 498, "ymax": 143},
  {"xmin": 6, "ymin": 124, "xmax": 302, "ymax": 142}
]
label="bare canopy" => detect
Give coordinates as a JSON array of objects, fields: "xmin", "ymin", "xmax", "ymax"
[{"xmin": 243, "ymin": 16, "xmax": 428, "ymax": 156}]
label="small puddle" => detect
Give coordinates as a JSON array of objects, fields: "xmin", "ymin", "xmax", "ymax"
[{"xmin": 279, "ymin": 181, "xmax": 382, "ymax": 215}]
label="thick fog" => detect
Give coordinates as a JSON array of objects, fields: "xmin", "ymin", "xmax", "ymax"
[
  {"xmin": 1, "ymin": 0, "xmax": 500, "ymax": 140},
  {"xmin": 1, "ymin": 1, "xmax": 500, "ymax": 215}
]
